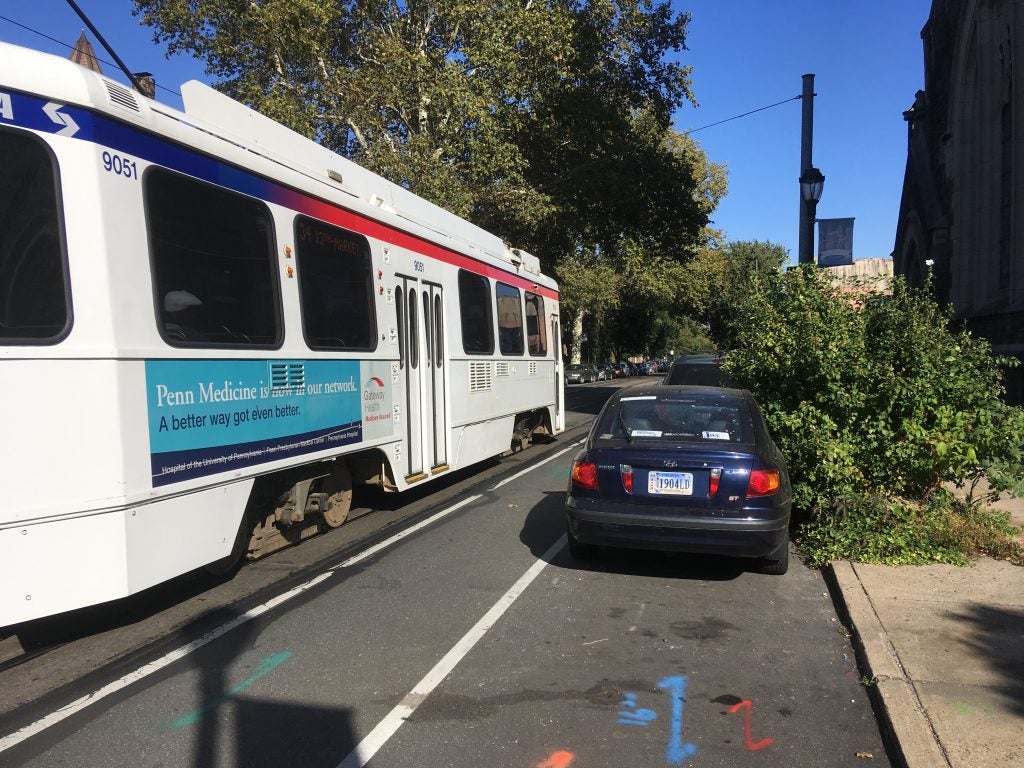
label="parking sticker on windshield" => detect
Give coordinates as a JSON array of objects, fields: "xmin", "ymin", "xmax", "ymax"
[
  {"xmin": 702, "ymin": 431, "xmax": 730, "ymax": 440},
  {"xmin": 632, "ymin": 430, "xmax": 663, "ymax": 437}
]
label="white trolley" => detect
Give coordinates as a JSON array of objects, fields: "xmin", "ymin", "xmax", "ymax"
[{"xmin": 0, "ymin": 42, "xmax": 564, "ymax": 626}]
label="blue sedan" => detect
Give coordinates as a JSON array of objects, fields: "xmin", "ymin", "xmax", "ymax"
[{"xmin": 565, "ymin": 386, "xmax": 792, "ymax": 574}]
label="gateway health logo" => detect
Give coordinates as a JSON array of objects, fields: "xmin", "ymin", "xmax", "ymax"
[{"xmin": 362, "ymin": 376, "xmax": 391, "ymax": 427}]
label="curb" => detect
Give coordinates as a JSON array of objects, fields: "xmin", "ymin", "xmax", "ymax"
[{"xmin": 828, "ymin": 561, "xmax": 951, "ymax": 768}]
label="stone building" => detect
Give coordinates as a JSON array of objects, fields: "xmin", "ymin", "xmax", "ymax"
[
  {"xmin": 69, "ymin": 32, "xmax": 102, "ymax": 74},
  {"xmin": 893, "ymin": 0, "xmax": 1024, "ymax": 402}
]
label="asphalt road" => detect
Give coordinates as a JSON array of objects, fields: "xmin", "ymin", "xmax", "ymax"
[{"xmin": 0, "ymin": 378, "xmax": 892, "ymax": 767}]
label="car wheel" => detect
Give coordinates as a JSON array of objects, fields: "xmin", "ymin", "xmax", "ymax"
[
  {"xmin": 566, "ymin": 524, "xmax": 599, "ymax": 560},
  {"xmin": 758, "ymin": 540, "xmax": 789, "ymax": 575}
]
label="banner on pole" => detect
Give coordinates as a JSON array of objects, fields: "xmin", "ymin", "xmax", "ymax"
[{"xmin": 817, "ymin": 218, "xmax": 855, "ymax": 266}]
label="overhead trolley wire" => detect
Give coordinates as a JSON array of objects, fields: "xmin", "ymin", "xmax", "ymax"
[
  {"xmin": 682, "ymin": 94, "xmax": 803, "ymax": 135},
  {"xmin": 0, "ymin": 13, "xmax": 182, "ymax": 99}
]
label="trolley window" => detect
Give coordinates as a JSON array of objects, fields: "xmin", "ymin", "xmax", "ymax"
[
  {"xmin": 496, "ymin": 281, "xmax": 524, "ymax": 356},
  {"xmin": 294, "ymin": 216, "xmax": 376, "ymax": 351},
  {"xmin": 0, "ymin": 127, "xmax": 71, "ymax": 344},
  {"xmin": 433, "ymin": 293, "xmax": 443, "ymax": 366},
  {"xmin": 458, "ymin": 270, "xmax": 493, "ymax": 355},
  {"xmin": 408, "ymin": 288, "xmax": 419, "ymax": 369},
  {"xmin": 146, "ymin": 168, "xmax": 280, "ymax": 348},
  {"xmin": 396, "ymin": 286, "xmax": 406, "ymax": 368},
  {"xmin": 422, "ymin": 291, "xmax": 432, "ymax": 366},
  {"xmin": 525, "ymin": 291, "xmax": 547, "ymax": 356}
]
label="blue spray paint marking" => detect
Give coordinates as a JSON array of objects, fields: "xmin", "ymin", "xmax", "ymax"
[
  {"xmin": 617, "ymin": 692, "xmax": 659, "ymax": 726},
  {"xmin": 170, "ymin": 651, "xmax": 292, "ymax": 730},
  {"xmin": 657, "ymin": 675, "xmax": 699, "ymax": 764}
]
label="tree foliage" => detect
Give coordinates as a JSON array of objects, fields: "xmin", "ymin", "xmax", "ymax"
[
  {"xmin": 682, "ymin": 239, "xmax": 789, "ymax": 348},
  {"xmin": 133, "ymin": 0, "xmax": 709, "ymax": 275}
]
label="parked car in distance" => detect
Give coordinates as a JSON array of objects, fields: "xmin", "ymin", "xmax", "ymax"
[
  {"xmin": 565, "ymin": 385, "xmax": 791, "ymax": 574},
  {"xmin": 595, "ymin": 364, "xmax": 611, "ymax": 381},
  {"xmin": 565, "ymin": 362, "xmax": 598, "ymax": 382},
  {"xmin": 662, "ymin": 354, "xmax": 736, "ymax": 387}
]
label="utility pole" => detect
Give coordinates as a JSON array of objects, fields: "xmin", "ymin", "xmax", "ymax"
[{"xmin": 798, "ymin": 74, "xmax": 824, "ymax": 265}]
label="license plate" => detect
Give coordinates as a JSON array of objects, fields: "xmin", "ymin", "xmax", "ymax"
[{"xmin": 648, "ymin": 471, "xmax": 693, "ymax": 495}]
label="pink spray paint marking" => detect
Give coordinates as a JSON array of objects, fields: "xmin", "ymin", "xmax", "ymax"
[
  {"xmin": 727, "ymin": 699, "xmax": 774, "ymax": 751},
  {"xmin": 535, "ymin": 751, "xmax": 574, "ymax": 768}
]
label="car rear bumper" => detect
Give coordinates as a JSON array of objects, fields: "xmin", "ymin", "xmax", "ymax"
[{"xmin": 566, "ymin": 499, "xmax": 789, "ymax": 558}]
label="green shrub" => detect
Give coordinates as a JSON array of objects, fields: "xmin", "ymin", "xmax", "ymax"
[
  {"xmin": 722, "ymin": 266, "xmax": 1024, "ymax": 565},
  {"xmin": 798, "ymin": 492, "xmax": 1024, "ymax": 567}
]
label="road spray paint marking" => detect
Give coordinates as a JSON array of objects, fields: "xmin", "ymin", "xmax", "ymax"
[
  {"xmin": 0, "ymin": 573, "xmax": 332, "ymax": 755},
  {"xmin": 617, "ymin": 677, "xmax": 697, "ymax": 762},
  {"xmin": 0, "ymin": 442, "xmax": 579, "ymax": 753},
  {"xmin": 169, "ymin": 651, "xmax": 292, "ymax": 729},
  {"xmin": 334, "ymin": 536, "xmax": 566, "ymax": 768},
  {"xmin": 658, "ymin": 676, "xmax": 699, "ymax": 764},
  {"xmin": 535, "ymin": 751, "xmax": 574, "ymax": 768},
  {"xmin": 727, "ymin": 699, "xmax": 774, "ymax": 751},
  {"xmin": 619, "ymin": 679, "xmax": 774, "ymax": 761}
]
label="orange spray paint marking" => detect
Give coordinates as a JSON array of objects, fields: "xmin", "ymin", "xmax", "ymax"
[
  {"xmin": 535, "ymin": 751, "xmax": 574, "ymax": 768},
  {"xmin": 727, "ymin": 699, "xmax": 774, "ymax": 751}
]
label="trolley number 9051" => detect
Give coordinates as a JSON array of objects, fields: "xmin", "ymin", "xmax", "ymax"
[{"xmin": 102, "ymin": 150, "xmax": 138, "ymax": 180}]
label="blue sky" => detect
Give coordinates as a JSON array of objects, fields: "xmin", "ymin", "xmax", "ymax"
[
  {"xmin": 676, "ymin": 1, "xmax": 932, "ymax": 262},
  {"xmin": 1, "ymin": 1, "xmax": 931, "ymax": 264}
]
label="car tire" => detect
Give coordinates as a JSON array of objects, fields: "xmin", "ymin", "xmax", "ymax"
[
  {"xmin": 758, "ymin": 540, "xmax": 790, "ymax": 575},
  {"xmin": 567, "ymin": 524, "xmax": 599, "ymax": 560}
]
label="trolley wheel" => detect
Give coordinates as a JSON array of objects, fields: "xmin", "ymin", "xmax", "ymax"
[
  {"xmin": 204, "ymin": 512, "xmax": 249, "ymax": 577},
  {"xmin": 320, "ymin": 462, "xmax": 353, "ymax": 529}
]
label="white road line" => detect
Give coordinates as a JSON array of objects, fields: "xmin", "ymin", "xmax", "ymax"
[
  {"xmin": 335, "ymin": 536, "xmax": 566, "ymax": 768},
  {"xmin": 334, "ymin": 495, "xmax": 482, "ymax": 568},
  {"xmin": 338, "ymin": 438, "xmax": 581, "ymax": 568},
  {"xmin": 0, "ymin": 440, "xmax": 577, "ymax": 754},
  {"xmin": 487, "ymin": 439, "xmax": 584, "ymax": 491},
  {"xmin": 0, "ymin": 571, "xmax": 334, "ymax": 755}
]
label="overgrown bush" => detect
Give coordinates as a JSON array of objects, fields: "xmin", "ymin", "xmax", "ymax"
[
  {"xmin": 798, "ymin": 491, "xmax": 1024, "ymax": 567},
  {"xmin": 723, "ymin": 266, "xmax": 1024, "ymax": 565}
]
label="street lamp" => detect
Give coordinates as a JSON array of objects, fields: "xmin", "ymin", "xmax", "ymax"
[{"xmin": 798, "ymin": 166, "xmax": 825, "ymax": 264}]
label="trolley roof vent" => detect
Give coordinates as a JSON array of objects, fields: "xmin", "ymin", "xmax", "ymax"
[{"xmin": 104, "ymin": 80, "xmax": 142, "ymax": 113}]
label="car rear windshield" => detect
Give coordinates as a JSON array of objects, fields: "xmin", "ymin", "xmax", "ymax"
[{"xmin": 600, "ymin": 395, "xmax": 750, "ymax": 443}]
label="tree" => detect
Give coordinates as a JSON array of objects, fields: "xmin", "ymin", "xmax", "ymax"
[
  {"xmin": 133, "ymin": 0, "xmax": 708, "ymax": 275},
  {"xmin": 701, "ymin": 239, "xmax": 789, "ymax": 348}
]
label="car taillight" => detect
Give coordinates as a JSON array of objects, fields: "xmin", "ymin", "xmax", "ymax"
[
  {"xmin": 571, "ymin": 460, "xmax": 599, "ymax": 490},
  {"xmin": 620, "ymin": 464, "xmax": 633, "ymax": 493},
  {"xmin": 747, "ymin": 469, "xmax": 780, "ymax": 497},
  {"xmin": 709, "ymin": 467, "xmax": 722, "ymax": 496}
]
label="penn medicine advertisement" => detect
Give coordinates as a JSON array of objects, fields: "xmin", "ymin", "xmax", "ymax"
[{"xmin": 145, "ymin": 359, "xmax": 394, "ymax": 486}]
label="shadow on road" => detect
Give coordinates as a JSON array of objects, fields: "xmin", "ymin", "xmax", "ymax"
[
  {"xmin": 175, "ymin": 607, "xmax": 359, "ymax": 768},
  {"xmin": 519, "ymin": 491, "xmax": 743, "ymax": 582}
]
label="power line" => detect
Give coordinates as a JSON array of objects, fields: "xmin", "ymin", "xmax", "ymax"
[
  {"xmin": 0, "ymin": 13, "xmax": 182, "ymax": 98},
  {"xmin": 682, "ymin": 95, "xmax": 802, "ymax": 135},
  {"xmin": 4, "ymin": 12, "xmax": 802, "ymax": 131}
]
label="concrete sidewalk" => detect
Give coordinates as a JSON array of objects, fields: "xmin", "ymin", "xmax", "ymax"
[{"xmin": 831, "ymin": 491, "xmax": 1024, "ymax": 767}]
